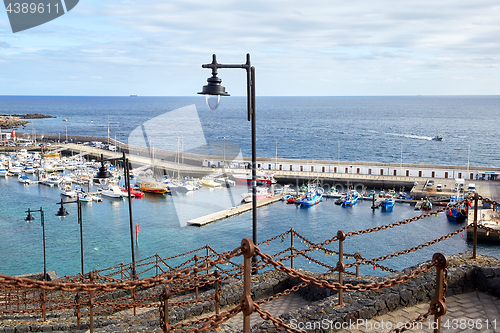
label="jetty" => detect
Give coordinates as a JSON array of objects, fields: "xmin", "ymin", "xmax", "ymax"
[{"xmin": 187, "ymin": 195, "xmax": 285, "ymax": 226}]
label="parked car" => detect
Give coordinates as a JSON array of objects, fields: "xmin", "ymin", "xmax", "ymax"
[{"xmin": 436, "ymin": 184, "xmax": 442, "ymax": 191}]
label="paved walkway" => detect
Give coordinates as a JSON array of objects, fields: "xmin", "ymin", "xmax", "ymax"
[
  {"xmin": 220, "ymin": 291, "xmax": 500, "ymax": 332},
  {"xmin": 337, "ymin": 291, "xmax": 500, "ymax": 333}
]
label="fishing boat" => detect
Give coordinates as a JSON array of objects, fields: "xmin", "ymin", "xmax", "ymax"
[
  {"xmin": 342, "ymin": 190, "xmax": 359, "ymax": 207},
  {"xmin": 299, "ymin": 188, "xmax": 323, "ymax": 207},
  {"xmin": 422, "ymin": 199, "xmax": 432, "ymax": 210},
  {"xmin": 381, "ymin": 195, "xmax": 395, "ymax": 211},
  {"xmin": 137, "ymin": 181, "xmax": 168, "ymax": 194},
  {"xmin": 446, "ymin": 195, "xmax": 469, "ymax": 220}
]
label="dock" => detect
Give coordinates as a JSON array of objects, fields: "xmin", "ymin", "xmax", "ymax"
[
  {"xmin": 467, "ymin": 206, "xmax": 500, "ymax": 242},
  {"xmin": 187, "ymin": 195, "xmax": 285, "ymax": 226}
]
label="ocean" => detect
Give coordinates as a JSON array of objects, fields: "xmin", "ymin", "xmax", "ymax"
[{"xmin": 0, "ymin": 95, "xmax": 499, "ymax": 278}]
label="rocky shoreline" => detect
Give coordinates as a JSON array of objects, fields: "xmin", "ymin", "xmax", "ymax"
[{"xmin": 0, "ymin": 114, "xmax": 55, "ymax": 129}]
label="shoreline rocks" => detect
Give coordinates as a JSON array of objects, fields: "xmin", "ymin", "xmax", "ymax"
[{"xmin": 0, "ymin": 114, "xmax": 55, "ymax": 129}]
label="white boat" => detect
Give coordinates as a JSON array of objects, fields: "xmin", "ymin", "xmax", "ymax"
[
  {"xmin": 0, "ymin": 164, "xmax": 8, "ymax": 177},
  {"xmin": 242, "ymin": 187, "xmax": 273, "ymax": 203},
  {"xmin": 41, "ymin": 173, "xmax": 62, "ymax": 186},
  {"xmin": 60, "ymin": 183, "xmax": 77, "ymax": 197},
  {"xmin": 18, "ymin": 173, "xmax": 32, "ymax": 184},
  {"xmin": 9, "ymin": 164, "xmax": 23, "ymax": 175},
  {"xmin": 100, "ymin": 184, "xmax": 127, "ymax": 198},
  {"xmin": 172, "ymin": 180, "xmax": 194, "ymax": 192},
  {"xmin": 215, "ymin": 177, "xmax": 235, "ymax": 187}
]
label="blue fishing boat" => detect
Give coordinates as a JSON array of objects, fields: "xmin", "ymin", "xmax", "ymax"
[
  {"xmin": 341, "ymin": 190, "xmax": 359, "ymax": 207},
  {"xmin": 299, "ymin": 188, "xmax": 323, "ymax": 207},
  {"xmin": 381, "ymin": 195, "xmax": 395, "ymax": 211},
  {"xmin": 446, "ymin": 195, "xmax": 469, "ymax": 221}
]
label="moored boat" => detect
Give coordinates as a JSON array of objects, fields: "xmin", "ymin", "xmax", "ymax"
[
  {"xmin": 299, "ymin": 188, "xmax": 323, "ymax": 207},
  {"xmin": 137, "ymin": 180, "xmax": 169, "ymax": 194},
  {"xmin": 342, "ymin": 190, "xmax": 359, "ymax": 207},
  {"xmin": 232, "ymin": 171, "xmax": 275, "ymax": 185},
  {"xmin": 242, "ymin": 187, "xmax": 273, "ymax": 203},
  {"xmin": 201, "ymin": 179, "xmax": 222, "ymax": 188},
  {"xmin": 422, "ymin": 199, "xmax": 432, "ymax": 210},
  {"xmin": 446, "ymin": 195, "xmax": 469, "ymax": 220},
  {"xmin": 122, "ymin": 187, "xmax": 145, "ymax": 198},
  {"xmin": 381, "ymin": 195, "xmax": 395, "ymax": 211},
  {"xmin": 101, "ymin": 184, "xmax": 127, "ymax": 198}
]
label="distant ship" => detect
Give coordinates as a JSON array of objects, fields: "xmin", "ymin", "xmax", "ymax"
[{"xmin": 130, "ymin": 95, "xmax": 138, "ymax": 97}]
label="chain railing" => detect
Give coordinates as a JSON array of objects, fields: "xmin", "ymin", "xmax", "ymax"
[{"xmin": 2, "ymin": 194, "xmax": 498, "ymax": 332}]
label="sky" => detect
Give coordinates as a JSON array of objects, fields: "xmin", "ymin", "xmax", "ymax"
[{"xmin": 0, "ymin": 0, "xmax": 499, "ymax": 96}]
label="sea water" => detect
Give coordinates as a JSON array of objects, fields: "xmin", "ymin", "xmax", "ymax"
[{"xmin": 0, "ymin": 96, "xmax": 499, "ymax": 277}]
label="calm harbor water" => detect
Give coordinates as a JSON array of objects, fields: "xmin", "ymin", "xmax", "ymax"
[{"xmin": 1, "ymin": 96, "xmax": 499, "ymax": 278}]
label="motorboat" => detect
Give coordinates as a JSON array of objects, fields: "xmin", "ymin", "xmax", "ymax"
[
  {"xmin": 41, "ymin": 173, "xmax": 62, "ymax": 186},
  {"xmin": 0, "ymin": 164, "xmax": 8, "ymax": 177},
  {"xmin": 137, "ymin": 180, "xmax": 169, "ymax": 194},
  {"xmin": 18, "ymin": 173, "xmax": 32, "ymax": 184},
  {"xmin": 60, "ymin": 182, "xmax": 77, "ymax": 197},
  {"xmin": 201, "ymin": 179, "xmax": 222, "ymax": 188},
  {"xmin": 242, "ymin": 187, "xmax": 273, "ymax": 203},
  {"xmin": 101, "ymin": 184, "xmax": 127, "ymax": 198},
  {"xmin": 121, "ymin": 187, "xmax": 145, "ymax": 198}
]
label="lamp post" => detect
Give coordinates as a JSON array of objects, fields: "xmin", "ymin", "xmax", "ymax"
[
  {"xmin": 94, "ymin": 152, "xmax": 136, "ymax": 279},
  {"xmin": 55, "ymin": 198, "xmax": 84, "ymax": 275},
  {"xmin": 25, "ymin": 207, "xmax": 47, "ymax": 280},
  {"xmin": 198, "ymin": 53, "xmax": 258, "ymax": 270}
]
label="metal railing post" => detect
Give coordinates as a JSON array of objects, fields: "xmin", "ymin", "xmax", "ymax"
[
  {"xmin": 241, "ymin": 238, "xmax": 255, "ymax": 333},
  {"xmin": 214, "ymin": 270, "xmax": 220, "ymax": 328},
  {"xmin": 89, "ymin": 271, "xmax": 94, "ymax": 333},
  {"xmin": 161, "ymin": 287, "xmax": 170, "ymax": 333},
  {"xmin": 336, "ymin": 231, "xmax": 346, "ymax": 306},
  {"xmin": 206, "ymin": 245, "xmax": 210, "ymax": 275},
  {"xmin": 354, "ymin": 252, "xmax": 361, "ymax": 277},
  {"xmin": 194, "ymin": 255, "xmax": 199, "ymax": 301},
  {"xmin": 473, "ymin": 193, "xmax": 478, "ymax": 259},
  {"xmin": 40, "ymin": 290, "xmax": 47, "ymax": 322},
  {"xmin": 290, "ymin": 228, "xmax": 294, "ymax": 269},
  {"xmin": 431, "ymin": 253, "xmax": 448, "ymax": 333},
  {"xmin": 156, "ymin": 254, "xmax": 159, "ymax": 277},
  {"xmin": 75, "ymin": 292, "xmax": 81, "ymax": 330}
]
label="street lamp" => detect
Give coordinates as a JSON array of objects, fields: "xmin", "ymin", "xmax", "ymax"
[
  {"xmin": 198, "ymin": 53, "xmax": 258, "ymax": 270},
  {"xmin": 55, "ymin": 198, "xmax": 84, "ymax": 275},
  {"xmin": 25, "ymin": 207, "xmax": 47, "ymax": 281},
  {"xmin": 94, "ymin": 152, "xmax": 136, "ymax": 279}
]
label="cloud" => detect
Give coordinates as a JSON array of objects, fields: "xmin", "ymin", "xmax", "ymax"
[{"xmin": 1, "ymin": 0, "xmax": 500, "ymax": 95}]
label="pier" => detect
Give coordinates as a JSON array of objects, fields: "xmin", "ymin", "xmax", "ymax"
[{"xmin": 187, "ymin": 194, "xmax": 285, "ymax": 226}]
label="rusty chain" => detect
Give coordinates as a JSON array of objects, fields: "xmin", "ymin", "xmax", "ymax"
[
  {"xmin": 256, "ymin": 246, "xmax": 438, "ymax": 292},
  {"xmin": 254, "ymin": 302, "xmax": 307, "ymax": 333}
]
